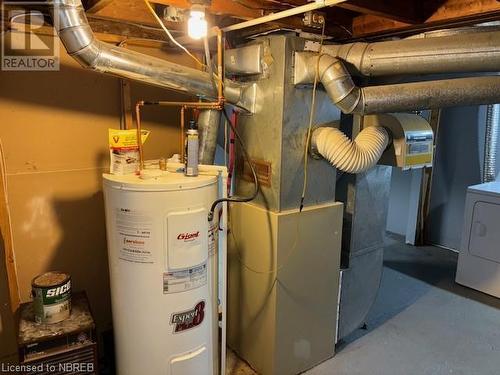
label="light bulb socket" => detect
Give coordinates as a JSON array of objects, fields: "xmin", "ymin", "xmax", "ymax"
[
  {"xmin": 190, "ymin": 4, "xmax": 205, "ymax": 15},
  {"xmin": 189, "ymin": 0, "xmax": 211, "ymax": 7},
  {"xmin": 187, "ymin": 4, "xmax": 207, "ymax": 40}
]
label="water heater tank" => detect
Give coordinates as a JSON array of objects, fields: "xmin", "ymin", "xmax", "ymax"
[{"xmin": 103, "ymin": 172, "xmax": 218, "ymax": 375}]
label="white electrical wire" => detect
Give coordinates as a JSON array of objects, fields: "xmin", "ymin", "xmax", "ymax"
[
  {"xmin": 300, "ymin": 20, "xmax": 326, "ymax": 210},
  {"xmin": 143, "ymin": 0, "xmax": 205, "ymax": 67}
]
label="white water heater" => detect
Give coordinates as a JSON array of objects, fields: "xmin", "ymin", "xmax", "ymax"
[{"xmin": 103, "ymin": 171, "xmax": 219, "ymax": 375}]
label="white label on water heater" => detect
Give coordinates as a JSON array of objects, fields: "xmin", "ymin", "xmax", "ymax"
[
  {"xmin": 163, "ymin": 263, "xmax": 207, "ymax": 294},
  {"xmin": 115, "ymin": 208, "xmax": 154, "ymax": 263},
  {"xmin": 166, "ymin": 208, "xmax": 208, "ymax": 270}
]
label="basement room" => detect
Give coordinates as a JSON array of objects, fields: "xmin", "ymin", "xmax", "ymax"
[{"xmin": 1, "ymin": 0, "xmax": 500, "ymax": 374}]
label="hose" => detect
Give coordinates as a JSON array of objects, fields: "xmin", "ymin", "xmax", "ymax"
[{"xmin": 312, "ymin": 126, "xmax": 389, "ymax": 174}]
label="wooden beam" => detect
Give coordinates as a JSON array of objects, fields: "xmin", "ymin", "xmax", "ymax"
[
  {"xmin": 85, "ymin": 0, "xmax": 114, "ymax": 13},
  {"xmin": 153, "ymin": 0, "xmax": 263, "ymax": 19},
  {"xmin": 351, "ymin": 0, "xmax": 500, "ymax": 39},
  {"xmin": 88, "ymin": 15, "xmax": 173, "ymax": 38},
  {"xmin": 2, "ymin": 17, "xmax": 176, "ymax": 49},
  {"xmin": 337, "ymin": 0, "xmax": 423, "ymax": 24},
  {"xmin": 323, "ymin": 7, "xmax": 357, "ymax": 37},
  {"xmin": 424, "ymin": 0, "xmax": 500, "ymax": 22},
  {"xmin": 0, "ymin": 144, "xmax": 20, "ymax": 314},
  {"xmin": 90, "ymin": 0, "xmax": 162, "ymax": 26}
]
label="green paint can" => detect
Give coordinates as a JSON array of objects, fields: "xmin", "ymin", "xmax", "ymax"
[{"xmin": 31, "ymin": 271, "xmax": 71, "ymax": 324}]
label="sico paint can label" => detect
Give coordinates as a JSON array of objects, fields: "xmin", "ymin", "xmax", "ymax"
[{"xmin": 32, "ymin": 272, "xmax": 71, "ymax": 324}]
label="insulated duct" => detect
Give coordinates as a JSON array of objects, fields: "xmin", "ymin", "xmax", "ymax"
[
  {"xmin": 296, "ymin": 53, "xmax": 500, "ymax": 115},
  {"xmin": 323, "ymin": 30, "xmax": 500, "ymax": 77},
  {"xmin": 198, "ymin": 109, "xmax": 221, "ymax": 164},
  {"xmin": 311, "ymin": 126, "xmax": 389, "ymax": 173},
  {"xmin": 51, "ymin": 0, "xmax": 243, "ymax": 105},
  {"xmin": 483, "ymin": 104, "xmax": 500, "ymax": 182}
]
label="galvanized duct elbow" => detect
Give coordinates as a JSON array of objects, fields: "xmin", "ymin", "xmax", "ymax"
[
  {"xmin": 324, "ymin": 29, "xmax": 500, "ymax": 77},
  {"xmin": 52, "ymin": 0, "xmax": 243, "ymax": 104},
  {"xmin": 305, "ymin": 53, "xmax": 364, "ymax": 114},
  {"xmin": 311, "ymin": 126, "xmax": 389, "ymax": 173},
  {"xmin": 298, "ymin": 52, "xmax": 500, "ymax": 115}
]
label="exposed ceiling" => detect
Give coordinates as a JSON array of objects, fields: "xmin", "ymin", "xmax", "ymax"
[
  {"xmin": 2, "ymin": 0, "xmax": 500, "ymax": 48},
  {"xmin": 81, "ymin": 0, "xmax": 500, "ymax": 41}
]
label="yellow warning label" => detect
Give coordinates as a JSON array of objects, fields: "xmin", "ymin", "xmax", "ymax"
[
  {"xmin": 108, "ymin": 129, "xmax": 150, "ymax": 148},
  {"xmin": 406, "ymin": 154, "xmax": 432, "ymax": 166}
]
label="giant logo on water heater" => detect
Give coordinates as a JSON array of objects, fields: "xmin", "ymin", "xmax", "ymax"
[
  {"xmin": 170, "ymin": 301, "xmax": 205, "ymax": 333},
  {"xmin": 176, "ymin": 231, "xmax": 200, "ymax": 242}
]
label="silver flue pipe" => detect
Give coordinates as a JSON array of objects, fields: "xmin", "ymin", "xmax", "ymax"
[
  {"xmin": 51, "ymin": 0, "xmax": 243, "ymax": 104},
  {"xmin": 198, "ymin": 109, "xmax": 221, "ymax": 164},
  {"xmin": 296, "ymin": 52, "xmax": 500, "ymax": 115},
  {"xmin": 323, "ymin": 29, "xmax": 500, "ymax": 77}
]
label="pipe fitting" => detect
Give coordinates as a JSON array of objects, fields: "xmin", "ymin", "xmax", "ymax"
[
  {"xmin": 305, "ymin": 53, "xmax": 364, "ymax": 114},
  {"xmin": 51, "ymin": 0, "xmax": 250, "ymax": 108},
  {"xmin": 322, "ymin": 29, "xmax": 500, "ymax": 77},
  {"xmin": 297, "ymin": 51, "xmax": 500, "ymax": 115}
]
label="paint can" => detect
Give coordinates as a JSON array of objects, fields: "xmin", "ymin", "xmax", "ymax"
[{"xmin": 31, "ymin": 271, "xmax": 71, "ymax": 324}]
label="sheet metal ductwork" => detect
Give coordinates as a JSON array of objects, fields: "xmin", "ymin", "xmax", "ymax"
[
  {"xmin": 296, "ymin": 52, "xmax": 500, "ymax": 115},
  {"xmin": 324, "ymin": 30, "xmax": 500, "ymax": 77},
  {"xmin": 198, "ymin": 109, "xmax": 221, "ymax": 164},
  {"xmin": 51, "ymin": 0, "xmax": 243, "ymax": 104}
]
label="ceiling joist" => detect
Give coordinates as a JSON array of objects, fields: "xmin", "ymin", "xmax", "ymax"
[
  {"xmin": 351, "ymin": 0, "xmax": 500, "ymax": 39},
  {"xmin": 336, "ymin": 0, "xmax": 423, "ymax": 24},
  {"xmin": 3, "ymin": 0, "xmax": 500, "ymax": 47}
]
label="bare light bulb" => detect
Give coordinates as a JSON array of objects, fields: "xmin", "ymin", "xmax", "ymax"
[{"xmin": 188, "ymin": 7, "xmax": 207, "ymax": 40}]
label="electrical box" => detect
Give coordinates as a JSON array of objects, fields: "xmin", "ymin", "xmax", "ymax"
[
  {"xmin": 365, "ymin": 113, "xmax": 434, "ymax": 170},
  {"xmin": 224, "ymin": 44, "xmax": 264, "ymax": 76}
]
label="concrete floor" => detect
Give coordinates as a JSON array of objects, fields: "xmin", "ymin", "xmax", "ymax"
[{"xmin": 229, "ymin": 241, "xmax": 500, "ymax": 375}]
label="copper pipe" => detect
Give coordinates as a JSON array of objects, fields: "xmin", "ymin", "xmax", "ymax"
[
  {"xmin": 217, "ymin": 27, "xmax": 224, "ymax": 102},
  {"xmin": 152, "ymin": 101, "xmax": 222, "ymax": 109},
  {"xmin": 134, "ymin": 29, "xmax": 226, "ymax": 170},
  {"xmin": 135, "ymin": 101, "xmax": 145, "ymax": 171}
]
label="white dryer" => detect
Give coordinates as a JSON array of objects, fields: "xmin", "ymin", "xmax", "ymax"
[{"xmin": 456, "ymin": 181, "xmax": 500, "ymax": 297}]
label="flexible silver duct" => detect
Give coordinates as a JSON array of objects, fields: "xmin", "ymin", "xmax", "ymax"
[
  {"xmin": 198, "ymin": 109, "xmax": 221, "ymax": 164},
  {"xmin": 51, "ymin": 0, "xmax": 242, "ymax": 104},
  {"xmin": 323, "ymin": 30, "xmax": 500, "ymax": 77},
  {"xmin": 297, "ymin": 53, "xmax": 500, "ymax": 115},
  {"xmin": 361, "ymin": 77, "xmax": 500, "ymax": 114},
  {"xmin": 483, "ymin": 104, "xmax": 500, "ymax": 182}
]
